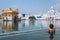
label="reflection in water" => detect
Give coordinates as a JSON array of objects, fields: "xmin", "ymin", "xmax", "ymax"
[
  {"xmin": 21, "ymin": 20, "xmax": 25, "ymax": 27},
  {"xmin": 50, "ymin": 18, "xmax": 56, "ymax": 25},
  {"xmin": 50, "ymin": 20, "xmax": 54, "ymax": 24},
  {"xmin": 49, "ymin": 34, "xmax": 54, "ymax": 40},
  {"xmin": 29, "ymin": 20, "xmax": 35, "ymax": 26},
  {"xmin": 1, "ymin": 20, "xmax": 60, "ymax": 40},
  {"xmin": 13, "ymin": 21, "xmax": 18, "ymax": 31},
  {"xmin": 48, "ymin": 24, "xmax": 55, "ymax": 40},
  {"xmin": 2, "ymin": 21, "xmax": 18, "ymax": 33}
]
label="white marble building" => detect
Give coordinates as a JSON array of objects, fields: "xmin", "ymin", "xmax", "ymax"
[{"xmin": 18, "ymin": 6, "xmax": 60, "ymax": 20}]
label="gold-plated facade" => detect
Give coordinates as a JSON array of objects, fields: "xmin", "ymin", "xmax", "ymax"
[{"xmin": 2, "ymin": 8, "xmax": 18, "ymax": 20}]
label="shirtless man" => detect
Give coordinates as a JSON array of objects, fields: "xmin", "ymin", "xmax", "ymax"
[{"xmin": 48, "ymin": 24, "xmax": 55, "ymax": 35}]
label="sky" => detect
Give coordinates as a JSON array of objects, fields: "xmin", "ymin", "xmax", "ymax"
[{"xmin": 0, "ymin": 0, "xmax": 60, "ymax": 14}]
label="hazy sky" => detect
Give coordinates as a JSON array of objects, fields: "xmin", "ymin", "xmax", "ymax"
[{"xmin": 0, "ymin": 0, "xmax": 60, "ymax": 14}]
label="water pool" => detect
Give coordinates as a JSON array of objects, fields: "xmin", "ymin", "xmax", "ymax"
[{"xmin": 0, "ymin": 20, "xmax": 60, "ymax": 40}]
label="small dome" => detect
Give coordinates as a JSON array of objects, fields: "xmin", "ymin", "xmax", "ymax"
[
  {"xmin": 8, "ymin": 8, "xmax": 12, "ymax": 10},
  {"xmin": 2, "ymin": 10, "xmax": 4, "ymax": 11},
  {"xmin": 16, "ymin": 8, "xmax": 18, "ymax": 11},
  {"xmin": 50, "ymin": 6, "xmax": 54, "ymax": 10}
]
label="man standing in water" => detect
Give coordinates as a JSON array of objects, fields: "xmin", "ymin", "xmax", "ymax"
[
  {"xmin": 48, "ymin": 24, "xmax": 55, "ymax": 40},
  {"xmin": 48, "ymin": 24, "xmax": 55, "ymax": 34}
]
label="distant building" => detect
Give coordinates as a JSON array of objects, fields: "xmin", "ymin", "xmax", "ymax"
[
  {"xmin": 2, "ymin": 8, "xmax": 18, "ymax": 20},
  {"xmin": 18, "ymin": 14, "xmax": 42, "ymax": 20},
  {"xmin": 21, "ymin": 14, "xmax": 31, "ymax": 20}
]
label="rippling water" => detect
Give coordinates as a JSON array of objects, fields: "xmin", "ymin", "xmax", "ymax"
[
  {"xmin": 0, "ymin": 20, "xmax": 60, "ymax": 40},
  {"xmin": 0, "ymin": 20, "xmax": 48, "ymax": 33},
  {"xmin": 0, "ymin": 20, "xmax": 60, "ymax": 33}
]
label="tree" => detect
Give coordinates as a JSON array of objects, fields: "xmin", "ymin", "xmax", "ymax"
[{"xmin": 29, "ymin": 16, "xmax": 36, "ymax": 20}]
